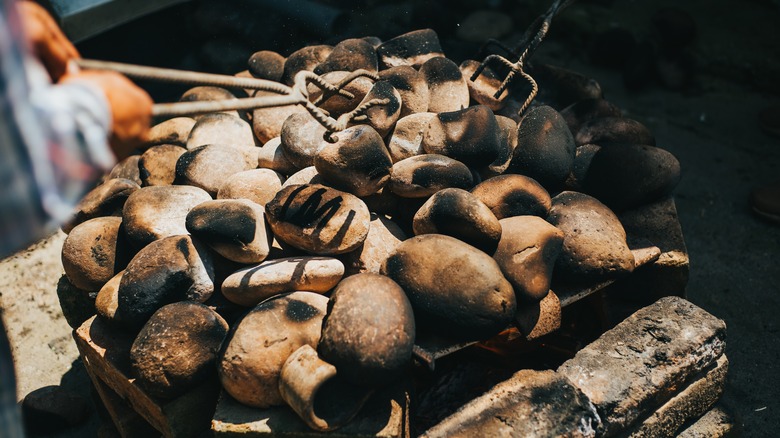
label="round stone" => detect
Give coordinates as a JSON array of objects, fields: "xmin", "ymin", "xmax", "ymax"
[
  {"xmin": 507, "ymin": 105, "xmax": 576, "ymax": 191},
  {"xmin": 480, "ymin": 114, "xmax": 518, "ymax": 178},
  {"xmin": 376, "ymin": 29, "xmax": 444, "ymax": 69},
  {"xmin": 63, "ymin": 178, "xmax": 139, "ymax": 233},
  {"xmin": 281, "ymin": 45, "xmax": 333, "ymax": 86},
  {"xmin": 130, "ymin": 302, "xmax": 228, "ymax": 399},
  {"xmin": 422, "ymin": 105, "xmax": 501, "ymax": 167},
  {"xmin": 257, "ymin": 137, "xmax": 298, "ymax": 175},
  {"xmin": 459, "ymin": 60, "xmax": 509, "ymax": 111},
  {"xmin": 122, "ymin": 185, "xmax": 212, "ymax": 249},
  {"xmin": 340, "ymin": 213, "xmax": 407, "ymax": 276},
  {"xmin": 186, "ymin": 199, "xmax": 270, "ymax": 264},
  {"xmin": 412, "ymin": 188, "xmax": 502, "ymax": 254},
  {"xmin": 547, "ymin": 191, "xmax": 635, "ymax": 281},
  {"xmin": 115, "ymin": 235, "xmax": 215, "ymax": 330},
  {"xmin": 179, "ymin": 86, "xmax": 240, "ymax": 120},
  {"xmin": 248, "ymin": 50, "xmax": 285, "ymax": 81},
  {"xmin": 314, "ymin": 125, "xmax": 393, "ymax": 197},
  {"xmin": 559, "ymin": 98, "xmax": 622, "ymax": 136},
  {"xmin": 61, "ymin": 217, "xmax": 131, "ymax": 292},
  {"xmin": 381, "ymin": 234, "xmax": 516, "ymax": 340},
  {"xmin": 281, "ymin": 166, "xmax": 324, "ymax": 188},
  {"xmin": 280, "ymin": 112, "xmax": 329, "ymax": 169},
  {"xmin": 352, "ymin": 81, "xmax": 401, "ymax": 137},
  {"xmin": 420, "ymin": 57, "xmax": 470, "ymax": 113},
  {"xmin": 221, "ymin": 256, "xmax": 344, "ymax": 307},
  {"xmin": 318, "ymin": 274, "xmax": 415, "ymax": 387},
  {"xmin": 217, "ymin": 168, "xmax": 284, "ymax": 207},
  {"xmin": 388, "ymin": 154, "xmax": 474, "ymax": 198},
  {"xmin": 266, "ymin": 184, "xmax": 371, "ymax": 255},
  {"xmin": 493, "ymin": 216, "xmax": 564, "ymax": 303},
  {"xmin": 252, "ymin": 90, "xmax": 308, "ymax": 143},
  {"xmin": 175, "ymin": 144, "xmax": 257, "ymax": 196},
  {"xmin": 146, "ymin": 117, "xmax": 195, "ymax": 147},
  {"xmin": 470, "ymin": 174, "xmax": 552, "ymax": 220},
  {"xmin": 107, "ymin": 155, "xmax": 141, "ymax": 186},
  {"xmin": 387, "ymin": 112, "xmax": 436, "ymax": 163},
  {"xmin": 314, "ymin": 38, "xmax": 378, "ymax": 75},
  {"xmin": 186, "ymin": 113, "xmax": 256, "ymax": 150},
  {"xmin": 309, "ymin": 71, "xmax": 374, "ymax": 117},
  {"xmin": 378, "ymin": 65, "xmax": 429, "ymax": 117},
  {"xmin": 575, "ymin": 117, "xmax": 655, "ymax": 146},
  {"xmin": 138, "ymin": 145, "xmax": 186, "ymax": 187},
  {"xmin": 219, "ymin": 292, "xmax": 328, "ymax": 407}
]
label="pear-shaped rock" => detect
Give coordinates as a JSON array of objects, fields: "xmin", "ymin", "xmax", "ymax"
[
  {"xmin": 378, "ymin": 66, "xmax": 429, "ymax": 117},
  {"xmin": 420, "ymin": 57, "xmax": 470, "ymax": 113},
  {"xmin": 61, "ymin": 217, "xmax": 131, "ymax": 291}
]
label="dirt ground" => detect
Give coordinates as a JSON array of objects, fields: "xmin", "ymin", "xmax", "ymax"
[{"xmin": 1, "ymin": 0, "xmax": 779, "ymax": 436}]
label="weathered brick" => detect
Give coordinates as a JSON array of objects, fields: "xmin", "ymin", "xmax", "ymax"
[
  {"xmin": 557, "ymin": 297, "xmax": 726, "ymax": 436},
  {"xmin": 422, "ymin": 370, "xmax": 601, "ymax": 438}
]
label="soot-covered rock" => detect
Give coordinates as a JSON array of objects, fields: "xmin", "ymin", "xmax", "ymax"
[
  {"xmin": 470, "ymin": 174, "xmax": 552, "ymax": 220},
  {"xmin": 122, "ymin": 185, "xmax": 212, "ymax": 249},
  {"xmin": 314, "ymin": 125, "xmax": 393, "ymax": 197},
  {"xmin": 63, "ymin": 178, "xmax": 139, "ymax": 233},
  {"xmin": 413, "ymin": 188, "xmax": 501, "ymax": 254},
  {"xmin": 186, "ymin": 113, "xmax": 255, "ymax": 150},
  {"xmin": 252, "ymin": 90, "xmax": 308, "ymax": 144},
  {"xmin": 221, "ymin": 256, "xmax": 344, "ymax": 307},
  {"xmin": 130, "ymin": 302, "xmax": 228, "ymax": 399},
  {"xmin": 388, "ymin": 154, "xmax": 473, "ymax": 198},
  {"xmin": 420, "ymin": 57, "xmax": 470, "ymax": 113},
  {"xmin": 217, "ymin": 168, "xmax": 284, "ymax": 207},
  {"xmin": 219, "ymin": 292, "xmax": 328, "ymax": 408},
  {"xmin": 146, "ymin": 117, "xmax": 195, "ymax": 147},
  {"xmin": 387, "ymin": 112, "xmax": 436, "ymax": 163},
  {"xmin": 353, "ymin": 81, "xmax": 402, "ymax": 137},
  {"xmin": 575, "ymin": 117, "xmax": 655, "ymax": 146},
  {"xmin": 61, "ymin": 217, "xmax": 131, "ymax": 292},
  {"xmin": 376, "ymin": 29, "xmax": 444, "ymax": 69},
  {"xmin": 340, "ymin": 214, "xmax": 407, "ymax": 276},
  {"xmin": 493, "ymin": 216, "xmax": 564, "ymax": 303},
  {"xmin": 314, "ymin": 38, "xmax": 378, "ymax": 75},
  {"xmin": 318, "ymin": 274, "xmax": 415, "ymax": 387},
  {"xmin": 248, "ymin": 50, "xmax": 285, "ymax": 82},
  {"xmin": 481, "ymin": 115, "xmax": 518, "ymax": 178},
  {"xmin": 186, "ymin": 199, "xmax": 270, "ymax": 264},
  {"xmin": 266, "ymin": 184, "xmax": 371, "ymax": 255},
  {"xmin": 280, "ymin": 112, "xmax": 329, "ymax": 169},
  {"xmin": 527, "ymin": 63, "xmax": 603, "ymax": 109},
  {"xmin": 281, "ymin": 45, "xmax": 333, "ymax": 86},
  {"xmin": 582, "ymin": 144, "xmax": 681, "ymax": 211},
  {"xmin": 548, "ymin": 191, "xmax": 635, "ymax": 281},
  {"xmin": 422, "ymin": 105, "xmax": 501, "ymax": 167},
  {"xmin": 309, "ymin": 71, "xmax": 373, "ymax": 117},
  {"xmin": 138, "ymin": 145, "xmax": 186, "ymax": 187},
  {"xmin": 257, "ymin": 137, "xmax": 298, "ymax": 175},
  {"xmin": 508, "ymin": 105, "xmax": 576, "ymax": 191},
  {"xmin": 176, "ymin": 144, "xmax": 257, "ymax": 196},
  {"xmin": 56, "ymin": 275, "xmax": 97, "ymax": 329},
  {"xmin": 114, "ymin": 235, "xmax": 215, "ymax": 330},
  {"xmin": 381, "ymin": 234, "xmax": 516, "ymax": 341},
  {"xmin": 565, "ymin": 144, "xmax": 601, "ymax": 191},
  {"xmin": 281, "ymin": 166, "xmax": 324, "ymax": 188},
  {"xmin": 378, "ymin": 66, "xmax": 429, "ymax": 117},
  {"xmin": 459, "ymin": 60, "xmax": 509, "ymax": 111},
  {"xmin": 179, "ymin": 86, "xmax": 240, "ymax": 120},
  {"xmin": 560, "ymin": 98, "xmax": 622, "ymax": 136},
  {"xmin": 107, "ymin": 155, "xmax": 141, "ymax": 186}
]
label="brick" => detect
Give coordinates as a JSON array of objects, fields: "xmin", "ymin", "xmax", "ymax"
[
  {"xmin": 676, "ymin": 404, "xmax": 738, "ymax": 438},
  {"xmin": 421, "ymin": 370, "xmax": 601, "ymax": 438},
  {"xmin": 557, "ymin": 297, "xmax": 726, "ymax": 436}
]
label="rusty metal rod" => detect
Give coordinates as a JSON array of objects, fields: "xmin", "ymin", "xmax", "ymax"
[{"xmin": 151, "ymin": 94, "xmax": 303, "ymax": 118}]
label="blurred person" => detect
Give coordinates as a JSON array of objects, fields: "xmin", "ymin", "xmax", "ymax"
[{"xmin": 0, "ymin": 1, "xmax": 152, "ymax": 435}]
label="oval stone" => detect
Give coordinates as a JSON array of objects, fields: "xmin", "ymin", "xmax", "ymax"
[
  {"xmin": 175, "ymin": 144, "xmax": 256, "ymax": 196},
  {"xmin": 378, "ymin": 65, "xmax": 429, "ymax": 117},
  {"xmin": 314, "ymin": 38, "xmax": 378, "ymax": 75},
  {"xmin": 257, "ymin": 137, "xmax": 298, "ymax": 175},
  {"xmin": 107, "ymin": 155, "xmax": 141, "ymax": 186},
  {"xmin": 413, "ymin": 188, "xmax": 502, "ymax": 254},
  {"xmin": 309, "ymin": 71, "xmax": 374, "ymax": 117},
  {"xmin": 480, "ymin": 114, "xmax": 519, "ymax": 178},
  {"xmin": 493, "ymin": 216, "xmax": 564, "ymax": 303},
  {"xmin": 138, "ymin": 145, "xmax": 186, "ymax": 187},
  {"xmin": 130, "ymin": 302, "xmax": 228, "ymax": 398},
  {"xmin": 63, "ymin": 178, "xmax": 139, "ymax": 233},
  {"xmin": 381, "ymin": 234, "xmax": 516, "ymax": 340},
  {"xmin": 388, "ymin": 154, "xmax": 474, "ymax": 198},
  {"xmin": 122, "ymin": 185, "xmax": 212, "ymax": 249},
  {"xmin": 565, "ymin": 144, "xmax": 601, "ymax": 191},
  {"xmin": 507, "ymin": 105, "xmax": 576, "ymax": 191},
  {"xmin": 186, "ymin": 199, "xmax": 270, "ymax": 264},
  {"xmin": 252, "ymin": 90, "xmax": 308, "ymax": 143},
  {"xmin": 217, "ymin": 168, "xmax": 284, "ymax": 207},
  {"xmin": 459, "ymin": 60, "xmax": 509, "ymax": 111},
  {"xmin": 281, "ymin": 45, "xmax": 333, "ymax": 86},
  {"xmin": 186, "ymin": 113, "xmax": 256, "ymax": 150},
  {"xmin": 352, "ymin": 81, "xmax": 402, "ymax": 137},
  {"xmin": 548, "ymin": 191, "xmax": 635, "ymax": 280},
  {"xmin": 314, "ymin": 125, "xmax": 393, "ymax": 197},
  {"xmin": 280, "ymin": 112, "xmax": 329, "ymax": 169},
  {"xmin": 221, "ymin": 256, "xmax": 343, "ymax": 307},
  {"xmin": 376, "ymin": 29, "xmax": 444, "ymax": 69},
  {"xmin": 318, "ymin": 274, "xmax": 415, "ymax": 386},
  {"xmin": 219, "ymin": 292, "xmax": 328, "ymax": 407},
  {"xmin": 61, "ymin": 217, "xmax": 131, "ymax": 292},
  {"xmin": 422, "ymin": 105, "xmax": 501, "ymax": 167},
  {"xmin": 420, "ymin": 57, "xmax": 470, "ymax": 113},
  {"xmin": 248, "ymin": 50, "xmax": 285, "ymax": 82},
  {"xmin": 387, "ymin": 113, "xmax": 436, "ymax": 163},
  {"xmin": 527, "ymin": 63, "xmax": 603, "ymax": 109},
  {"xmin": 265, "ymin": 184, "xmax": 371, "ymax": 255},
  {"xmin": 340, "ymin": 213, "xmax": 407, "ymax": 276},
  {"xmin": 281, "ymin": 166, "xmax": 324, "ymax": 188},
  {"xmin": 146, "ymin": 117, "xmax": 195, "ymax": 147},
  {"xmin": 470, "ymin": 174, "xmax": 552, "ymax": 220},
  {"xmin": 575, "ymin": 117, "xmax": 655, "ymax": 146},
  {"xmin": 559, "ymin": 98, "xmax": 622, "ymax": 135},
  {"xmin": 179, "ymin": 86, "xmax": 240, "ymax": 120}
]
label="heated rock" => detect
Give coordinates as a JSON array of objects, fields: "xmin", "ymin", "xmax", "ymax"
[
  {"xmin": 63, "ymin": 178, "xmax": 139, "ymax": 233},
  {"xmin": 527, "ymin": 63, "xmax": 603, "ymax": 109},
  {"xmin": 413, "ymin": 188, "xmax": 501, "ymax": 254},
  {"xmin": 219, "ymin": 292, "xmax": 328, "ymax": 407},
  {"xmin": 353, "ymin": 81, "xmax": 401, "ymax": 137},
  {"xmin": 470, "ymin": 174, "xmax": 552, "ymax": 220},
  {"xmin": 420, "ymin": 57, "xmax": 470, "ymax": 113},
  {"xmin": 565, "ymin": 144, "xmax": 601, "ymax": 191},
  {"xmin": 422, "ymin": 105, "xmax": 501, "ymax": 167},
  {"xmin": 560, "ymin": 98, "xmax": 622, "ymax": 136},
  {"xmin": 318, "ymin": 274, "xmax": 415, "ymax": 387},
  {"xmin": 180, "ymin": 86, "xmax": 240, "ymax": 120},
  {"xmin": 107, "ymin": 155, "xmax": 141, "ymax": 186},
  {"xmin": 459, "ymin": 60, "xmax": 508, "ymax": 111},
  {"xmin": 22, "ymin": 386, "xmax": 91, "ymax": 433},
  {"xmin": 281, "ymin": 45, "xmax": 333, "ymax": 86},
  {"xmin": 309, "ymin": 71, "xmax": 373, "ymax": 116},
  {"xmin": 130, "ymin": 302, "xmax": 228, "ymax": 398},
  {"xmin": 122, "ymin": 185, "xmax": 212, "ymax": 249},
  {"xmin": 217, "ymin": 168, "xmax": 284, "ymax": 207},
  {"xmin": 257, "ymin": 137, "xmax": 298, "ymax": 175},
  {"xmin": 575, "ymin": 117, "xmax": 655, "ymax": 146},
  {"xmin": 138, "ymin": 145, "xmax": 186, "ymax": 187},
  {"xmin": 221, "ymin": 256, "xmax": 343, "ymax": 307},
  {"xmin": 175, "ymin": 144, "xmax": 256, "ymax": 196},
  {"xmin": 252, "ymin": 90, "xmax": 307, "ymax": 143},
  {"xmin": 62, "ymin": 217, "xmax": 131, "ymax": 291},
  {"xmin": 378, "ymin": 66, "xmax": 429, "ymax": 117},
  {"xmin": 186, "ymin": 113, "xmax": 256, "ymax": 150},
  {"xmin": 314, "ymin": 124, "xmax": 393, "ymax": 197},
  {"xmin": 248, "ymin": 50, "xmax": 285, "ymax": 82},
  {"xmin": 55, "ymin": 275, "xmax": 96, "ymax": 329},
  {"xmin": 314, "ymin": 38, "xmax": 378, "ymax": 75},
  {"xmin": 582, "ymin": 143, "xmax": 681, "ymax": 211},
  {"xmin": 114, "ymin": 235, "xmax": 214, "ymax": 330},
  {"xmin": 376, "ymin": 29, "xmax": 444, "ymax": 69},
  {"xmin": 341, "ymin": 214, "xmax": 407, "ymax": 276},
  {"xmin": 548, "ymin": 191, "xmax": 635, "ymax": 281},
  {"xmin": 265, "ymin": 184, "xmax": 371, "ymax": 255},
  {"xmin": 388, "ymin": 154, "xmax": 473, "ymax": 198},
  {"xmin": 480, "ymin": 115, "xmax": 518, "ymax": 178},
  {"xmin": 146, "ymin": 117, "xmax": 195, "ymax": 147},
  {"xmin": 280, "ymin": 112, "xmax": 329, "ymax": 169},
  {"xmin": 493, "ymin": 216, "xmax": 564, "ymax": 303},
  {"xmin": 508, "ymin": 105, "xmax": 576, "ymax": 191},
  {"xmin": 95, "ymin": 270, "xmax": 123, "ymax": 322},
  {"xmin": 281, "ymin": 166, "xmax": 325, "ymax": 188},
  {"xmin": 381, "ymin": 234, "xmax": 516, "ymax": 340},
  {"xmin": 387, "ymin": 112, "xmax": 436, "ymax": 163},
  {"xmin": 186, "ymin": 199, "xmax": 270, "ymax": 264}
]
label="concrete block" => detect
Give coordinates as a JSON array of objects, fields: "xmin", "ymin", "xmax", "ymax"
[
  {"xmin": 422, "ymin": 369, "xmax": 601, "ymax": 438},
  {"xmin": 557, "ymin": 297, "xmax": 726, "ymax": 436}
]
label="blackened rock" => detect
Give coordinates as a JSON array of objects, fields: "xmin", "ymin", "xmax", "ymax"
[
  {"xmin": 422, "ymin": 105, "xmax": 501, "ymax": 167},
  {"xmin": 376, "ymin": 29, "xmax": 444, "ymax": 69},
  {"xmin": 257, "ymin": 137, "xmax": 298, "ymax": 175},
  {"xmin": 565, "ymin": 144, "xmax": 601, "ymax": 191},
  {"xmin": 379, "ymin": 65, "xmax": 430, "ymax": 117},
  {"xmin": 252, "ymin": 90, "xmax": 308, "ymax": 144},
  {"xmin": 341, "ymin": 213, "xmax": 407, "ymax": 276},
  {"xmin": 314, "ymin": 38, "xmax": 378, "ymax": 75},
  {"xmin": 527, "ymin": 63, "xmax": 602, "ymax": 110},
  {"xmin": 318, "ymin": 274, "xmax": 415, "ymax": 387},
  {"xmin": 130, "ymin": 302, "xmax": 228, "ymax": 399},
  {"xmin": 508, "ymin": 105, "xmax": 576, "ymax": 191},
  {"xmin": 180, "ymin": 86, "xmax": 240, "ymax": 120},
  {"xmin": 107, "ymin": 155, "xmax": 141, "ymax": 186},
  {"xmin": 387, "ymin": 112, "xmax": 436, "ymax": 163},
  {"xmin": 420, "ymin": 57, "xmax": 470, "ymax": 113},
  {"xmin": 22, "ymin": 386, "xmax": 90, "ymax": 433},
  {"xmin": 281, "ymin": 166, "xmax": 324, "ymax": 188},
  {"xmin": 582, "ymin": 143, "xmax": 681, "ymax": 211},
  {"xmin": 352, "ymin": 81, "xmax": 402, "ymax": 138},
  {"xmin": 248, "ymin": 50, "xmax": 285, "ymax": 82},
  {"xmin": 281, "ymin": 45, "xmax": 333, "ymax": 86},
  {"xmin": 186, "ymin": 199, "xmax": 270, "ymax": 264},
  {"xmin": 560, "ymin": 98, "xmax": 623, "ymax": 136},
  {"xmin": 186, "ymin": 113, "xmax": 255, "ymax": 150},
  {"xmin": 280, "ymin": 112, "xmax": 329, "ymax": 169},
  {"xmin": 63, "ymin": 178, "xmax": 139, "ymax": 233},
  {"xmin": 56, "ymin": 275, "xmax": 96, "ymax": 329},
  {"xmin": 459, "ymin": 60, "xmax": 509, "ymax": 111},
  {"xmin": 388, "ymin": 154, "xmax": 474, "ymax": 198},
  {"xmin": 61, "ymin": 217, "xmax": 131, "ymax": 292},
  {"xmin": 471, "ymin": 174, "xmax": 552, "ymax": 220},
  {"xmin": 176, "ymin": 144, "xmax": 257, "ymax": 196},
  {"xmin": 138, "ymin": 145, "xmax": 186, "ymax": 187},
  {"xmin": 309, "ymin": 71, "xmax": 374, "ymax": 117},
  {"xmin": 480, "ymin": 115, "xmax": 518, "ymax": 178},
  {"xmin": 575, "ymin": 117, "xmax": 656, "ymax": 146}
]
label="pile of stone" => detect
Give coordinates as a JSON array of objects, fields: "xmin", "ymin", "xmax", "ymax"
[{"xmin": 58, "ymin": 28, "xmax": 683, "ymax": 432}]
